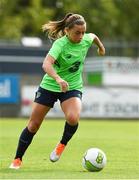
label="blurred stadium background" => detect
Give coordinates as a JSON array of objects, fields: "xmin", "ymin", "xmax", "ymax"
[{"xmin": 0, "ymin": 0, "xmax": 139, "ymax": 119}]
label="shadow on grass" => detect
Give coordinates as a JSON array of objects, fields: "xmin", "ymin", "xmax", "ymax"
[{"xmin": 2, "ymin": 167, "xmax": 88, "ymax": 173}]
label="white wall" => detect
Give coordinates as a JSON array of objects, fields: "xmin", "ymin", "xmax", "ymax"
[{"xmin": 21, "ymin": 86, "xmax": 139, "ymax": 119}]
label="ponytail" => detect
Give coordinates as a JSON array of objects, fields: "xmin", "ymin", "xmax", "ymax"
[
  {"xmin": 42, "ymin": 13, "xmax": 86, "ymax": 40},
  {"xmin": 42, "ymin": 13, "xmax": 73, "ymax": 40}
]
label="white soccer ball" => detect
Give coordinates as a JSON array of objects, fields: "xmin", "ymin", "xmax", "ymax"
[{"xmin": 82, "ymin": 148, "xmax": 107, "ymax": 172}]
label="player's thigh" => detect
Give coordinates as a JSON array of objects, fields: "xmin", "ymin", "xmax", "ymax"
[
  {"xmin": 28, "ymin": 102, "xmax": 51, "ymax": 132},
  {"xmin": 61, "ymin": 97, "xmax": 82, "ymax": 124},
  {"xmin": 30, "ymin": 102, "xmax": 51, "ymax": 121}
]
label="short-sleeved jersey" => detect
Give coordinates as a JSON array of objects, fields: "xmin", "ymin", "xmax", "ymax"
[{"xmin": 40, "ymin": 33, "xmax": 95, "ymax": 92}]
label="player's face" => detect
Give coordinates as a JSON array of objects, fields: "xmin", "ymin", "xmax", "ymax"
[{"xmin": 66, "ymin": 24, "xmax": 86, "ymax": 43}]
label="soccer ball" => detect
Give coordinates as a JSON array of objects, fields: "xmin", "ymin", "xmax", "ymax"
[{"xmin": 82, "ymin": 148, "xmax": 107, "ymax": 172}]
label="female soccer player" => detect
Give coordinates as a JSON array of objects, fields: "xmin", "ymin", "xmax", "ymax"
[{"xmin": 9, "ymin": 13, "xmax": 105, "ymax": 169}]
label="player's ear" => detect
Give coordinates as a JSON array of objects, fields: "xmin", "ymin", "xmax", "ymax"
[{"xmin": 64, "ymin": 27, "xmax": 69, "ymax": 35}]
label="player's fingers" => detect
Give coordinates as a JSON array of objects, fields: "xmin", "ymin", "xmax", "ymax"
[{"xmin": 61, "ymin": 82, "xmax": 69, "ymax": 92}]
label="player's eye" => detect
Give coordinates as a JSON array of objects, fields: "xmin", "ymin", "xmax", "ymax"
[
  {"xmin": 75, "ymin": 31, "xmax": 81, "ymax": 35},
  {"xmin": 75, "ymin": 31, "xmax": 85, "ymax": 35}
]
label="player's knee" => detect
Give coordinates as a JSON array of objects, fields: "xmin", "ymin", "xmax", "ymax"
[
  {"xmin": 28, "ymin": 120, "xmax": 40, "ymax": 133},
  {"xmin": 66, "ymin": 112, "xmax": 80, "ymax": 125}
]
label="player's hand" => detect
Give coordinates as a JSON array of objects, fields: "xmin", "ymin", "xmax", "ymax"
[
  {"xmin": 55, "ymin": 77, "xmax": 69, "ymax": 92},
  {"xmin": 97, "ymin": 46, "xmax": 105, "ymax": 56}
]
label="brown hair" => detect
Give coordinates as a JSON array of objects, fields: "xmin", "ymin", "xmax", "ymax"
[{"xmin": 42, "ymin": 13, "xmax": 86, "ymax": 40}]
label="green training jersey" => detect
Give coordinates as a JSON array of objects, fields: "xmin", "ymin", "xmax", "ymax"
[{"xmin": 40, "ymin": 33, "xmax": 94, "ymax": 92}]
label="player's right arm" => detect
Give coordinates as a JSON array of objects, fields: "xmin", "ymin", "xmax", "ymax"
[{"xmin": 42, "ymin": 54, "xmax": 69, "ymax": 92}]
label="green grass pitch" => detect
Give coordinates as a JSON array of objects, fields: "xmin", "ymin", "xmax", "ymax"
[{"xmin": 0, "ymin": 118, "xmax": 139, "ymax": 179}]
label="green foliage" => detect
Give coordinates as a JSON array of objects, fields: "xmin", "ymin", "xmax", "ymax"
[{"xmin": 0, "ymin": 0, "xmax": 139, "ymax": 40}]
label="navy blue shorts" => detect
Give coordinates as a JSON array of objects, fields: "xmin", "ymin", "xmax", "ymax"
[{"xmin": 34, "ymin": 87, "xmax": 82, "ymax": 107}]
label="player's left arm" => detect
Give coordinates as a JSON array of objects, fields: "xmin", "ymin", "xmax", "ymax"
[{"xmin": 90, "ymin": 33, "xmax": 105, "ymax": 56}]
